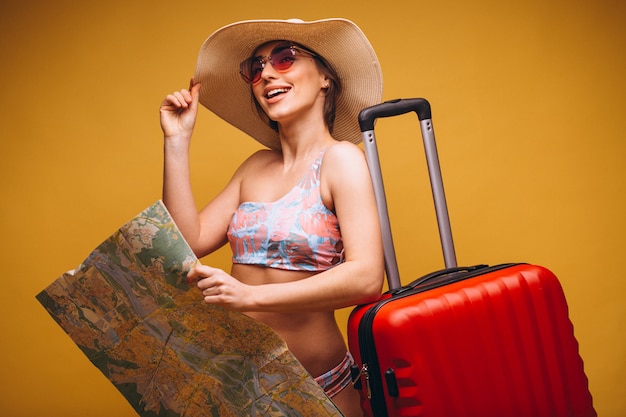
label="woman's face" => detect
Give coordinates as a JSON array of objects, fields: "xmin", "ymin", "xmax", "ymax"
[{"xmin": 250, "ymin": 41, "xmax": 328, "ymax": 129}]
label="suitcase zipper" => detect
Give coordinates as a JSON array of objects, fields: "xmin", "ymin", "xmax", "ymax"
[
  {"xmin": 362, "ymin": 363, "xmax": 372, "ymax": 399},
  {"xmin": 356, "ymin": 263, "xmax": 520, "ymax": 416},
  {"xmin": 358, "ymin": 299, "xmax": 390, "ymax": 417}
]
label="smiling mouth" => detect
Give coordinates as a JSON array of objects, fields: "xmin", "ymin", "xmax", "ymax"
[{"xmin": 266, "ymin": 88, "xmax": 291, "ymax": 99}]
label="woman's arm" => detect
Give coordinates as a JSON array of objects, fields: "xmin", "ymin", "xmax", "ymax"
[
  {"xmin": 160, "ymin": 80, "xmax": 202, "ymax": 246},
  {"xmin": 160, "ymin": 80, "xmax": 240, "ymax": 257}
]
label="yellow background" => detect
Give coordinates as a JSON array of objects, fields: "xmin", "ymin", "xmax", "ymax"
[{"xmin": 1, "ymin": 0, "xmax": 624, "ymax": 416}]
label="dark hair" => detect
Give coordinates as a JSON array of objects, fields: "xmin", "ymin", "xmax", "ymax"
[{"xmin": 251, "ymin": 43, "xmax": 342, "ymax": 135}]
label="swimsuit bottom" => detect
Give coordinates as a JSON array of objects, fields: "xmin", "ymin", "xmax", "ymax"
[{"xmin": 314, "ymin": 351, "xmax": 355, "ymax": 398}]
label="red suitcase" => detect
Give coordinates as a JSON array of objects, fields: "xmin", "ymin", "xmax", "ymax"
[{"xmin": 347, "ymin": 99, "xmax": 595, "ymax": 417}]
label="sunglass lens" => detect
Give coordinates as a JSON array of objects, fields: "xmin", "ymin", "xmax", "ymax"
[
  {"xmin": 239, "ymin": 57, "xmax": 262, "ymax": 84},
  {"xmin": 249, "ymin": 59, "xmax": 264, "ymax": 84},
  {"xmin": 239, "ymin": 45, "xmax": 299, "ymax": 84},
  {"xmin": 270, "ymin": 46, "xmax": 296, "ymax": 71}
]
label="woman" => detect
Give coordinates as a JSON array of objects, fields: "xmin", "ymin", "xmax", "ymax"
[{"xmin": 159, "ymin": 18, "xmax": 384, "ymax": 416}]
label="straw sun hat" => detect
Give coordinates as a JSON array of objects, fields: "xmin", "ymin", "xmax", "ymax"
[{"xmin": 194, "ymin": 18, "xmax": 383, "ymax": 150}]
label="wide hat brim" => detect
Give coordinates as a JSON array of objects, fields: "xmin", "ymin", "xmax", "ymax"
[{"xmin": 194, "ymin": 18, "xmax": 383, "ymax": 150}]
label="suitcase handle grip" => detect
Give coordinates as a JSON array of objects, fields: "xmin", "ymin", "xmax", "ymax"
[{"xmin": 358, "ymin": 98, "xmax": 431, "ymax": 132}]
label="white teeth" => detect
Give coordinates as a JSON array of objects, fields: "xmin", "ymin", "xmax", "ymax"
[{"xmin": 267, "ymin": 88, "xmax": 289, "ymax": 98}]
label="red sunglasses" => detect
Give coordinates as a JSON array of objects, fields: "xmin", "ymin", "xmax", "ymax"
[{"xmin": 239, "ymin": 43, "xmax": 317, "ymax": 85}]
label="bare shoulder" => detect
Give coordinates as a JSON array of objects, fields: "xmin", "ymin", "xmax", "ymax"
[
  {"xmin": 320, "ymin": 142, "xmax": 373, "ymax": 211},
  {"xmin": 322, "ymin": 141, "xmax": 368, "ymax": 182},
  {"xmin": 242, "ymin": 148, "xmax": 281, "ymax": 166},
  {"xmin": 323, "ymin": 141, "xmax": 366, "ymax": 172},
  {"xmin": 233, "ymin": 148, "xmax": 281, "ymax": 178}
]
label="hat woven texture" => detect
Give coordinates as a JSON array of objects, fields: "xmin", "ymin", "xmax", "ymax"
[{"xmin": 194, "ymin": 18, "xmax": 383, "ymax": 150}]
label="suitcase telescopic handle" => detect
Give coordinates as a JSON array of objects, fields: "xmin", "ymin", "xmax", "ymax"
[{"xmin": 359, "ymin": 98, "xmax": 457, "ymax": 290}]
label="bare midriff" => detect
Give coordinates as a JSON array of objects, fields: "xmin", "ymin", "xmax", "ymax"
[{"xmin": 231, "ymin": 263, "xmax": 348, "ymax": 378}]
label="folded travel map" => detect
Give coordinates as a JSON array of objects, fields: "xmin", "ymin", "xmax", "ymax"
[{"xmin": 36, "ymin": 201, "xmax": 343, "ymax": 417}]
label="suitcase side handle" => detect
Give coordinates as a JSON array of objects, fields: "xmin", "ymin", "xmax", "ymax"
[{"xmin": 359, "ymin": 99, "xmax": 457, "ymax": 290}]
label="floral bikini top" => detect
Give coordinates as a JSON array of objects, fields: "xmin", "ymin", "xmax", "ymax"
[{"xmin": 227, "ymin": 149, "xmax": 344, "ymax": 271}]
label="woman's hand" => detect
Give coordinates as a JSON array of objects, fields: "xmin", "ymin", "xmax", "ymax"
[
  {"xmin": 159, "ymin": 79, "xmax": 201, "ymax": 141},
  {"xmin": 188, "ymin": 263, "xmax": 253, "ymax": 312}
]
